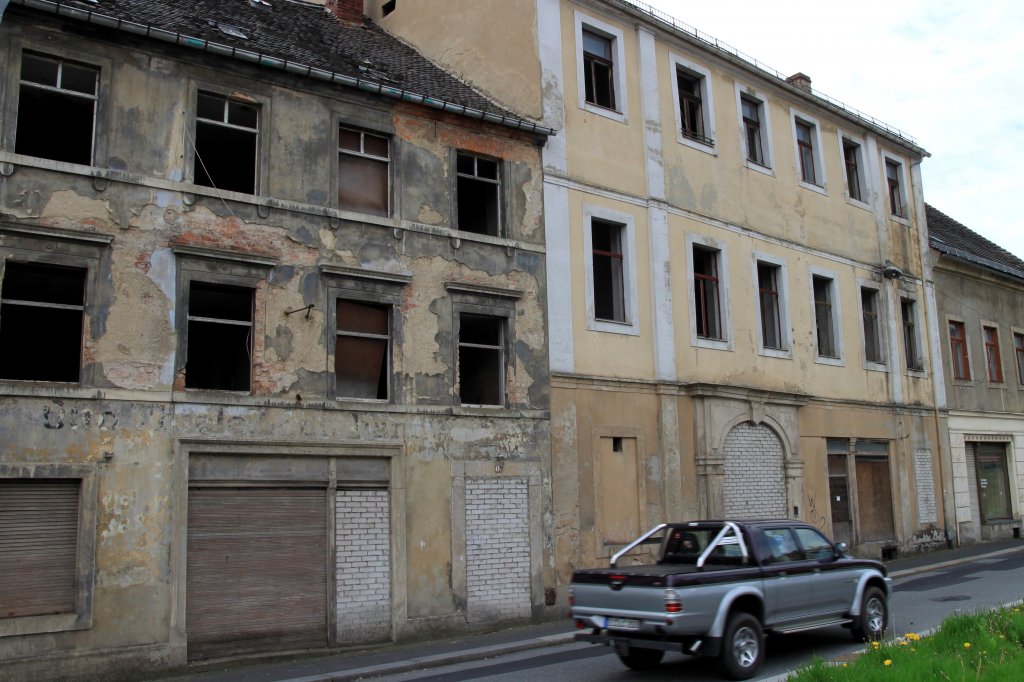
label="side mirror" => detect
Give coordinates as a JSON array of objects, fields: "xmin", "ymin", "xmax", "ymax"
[{"xmin": 835, "ymin": 542, "xmax": 849, "ymax": 557}]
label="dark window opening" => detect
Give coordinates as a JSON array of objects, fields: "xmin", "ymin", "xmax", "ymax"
[
  {"xmin": 339, "ymin": 127, "xmax": 390, "ymax": 216},
  {"xmin": 582, "ymin": 29, "xmax": 616, "ymax": 110},
  {"xmin": 458, "ymin": 314, "xmax": 503, "ymax": 406},
  {"xmin": 335, "ymin": 299, "xmax": 390, "ymax": 400},
  {"xmin": 813, "ymin": 275, "xmax": 836, "ymax": 358},
  {"xmin": 984, "ymin": 325, "xmax": 1003, "ymax": 382},
  {"xmin": 677, "ymin": 70, "xmax": 712, "ymax": 145},
  {"xmin": 861, "ymin": 287, "xmax": 882, "ymax": 363},
  {"xmin": 456, "ymin": 153, "xmax": 500, "ymax": 236},
  {"xmin": 796, "ymin": 120, "xmax": 816, "ymax": 184},
  {"xmin": 949, "ymin": 320, "xmax": 970, "ymax": 380},
  {"xmin": 741, "ymin": 96, "xmax": 764, "ymax": 166},
  {"xmin": 886, "ymin": 160, "xmax": 905, "ymax": 217},
  {"xmin": 0, "ymin": 261, "xmax": 86, "ymax": 382},
  {"xmin": 901, "ymin": 299, "xmax": 922, "ymax": 370},
  {"xmin": 185, "ymin": 281, "xmax": 253, "ymax": 391},
  {"xmin": 693, "ymin": 244, "xmax": 722, "ymax": 340},
  {"xmin": 194, "ymin": 92, "xmax": 259, "ymax": 194},
  {"xmin": 1014, "ymin": 332, "xmax": 1024, "ymax": 384},
  {"xmin": 592, "ymin": 219, "xmax": 625, "ymax": 322},
  {"xmin": 382, "ymin": 0, "xmax": 397, "ymax": 16},
  {"xmin": 612, "ymin": 436, "xmax": 624, "ymax": 453},
  {"xmin": 16, "ymin": 52, "xmax": 98, "ymax": 165},
  {"xmin": 843, "ymin": 140, "xmax": 863, "ymax": 201},
  {"xmin": 757, "ymin": 262, "xmax": 782, "ymax": 349},
  {"xmin": 971, "ymin": 442, "xmax": 1013, "ymax": 522}
]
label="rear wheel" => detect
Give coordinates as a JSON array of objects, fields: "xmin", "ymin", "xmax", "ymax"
[
  {"xmin": 851, "ymin": 587, "xmax": 888, "ymax": 642},
  {"xmin": 719, "ymin": 612, "xmax": 763, "ymax": 680},
  {"xmin": 616, "ymin": 647, "xmax": 664, "ymax": 670}
]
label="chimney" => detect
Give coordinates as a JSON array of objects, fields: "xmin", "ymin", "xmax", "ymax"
[
  {"xmin": 325, "ymin": 0, "xmax": 363, "ymax": 27},
  {"xmin": 785, "ymin": 72, "xmax": 812, "ymax": 94}
]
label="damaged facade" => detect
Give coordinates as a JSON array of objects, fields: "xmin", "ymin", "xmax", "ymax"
[
  {"xmin": 0, "ymin": 0, "xmax": 553, "ymax": 678},
  {"xmin": 377, "ymin": 0, "xmax": 953, "ymax": 580}
]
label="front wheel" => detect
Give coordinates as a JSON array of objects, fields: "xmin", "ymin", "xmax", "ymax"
[
  {"xmin": 851, "ymin": 587, "xmax": 888, "ymax": 642},
  {"xmin": 616, "ymin": 646, "xmax": 664, "ymax": 670},
  {"xmin": 719, "ymin": 612, "xmax": 764, "ymax": 680}
]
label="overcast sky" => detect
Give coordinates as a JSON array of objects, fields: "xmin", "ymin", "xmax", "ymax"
[{"xmin": 642, "ymin": 0, "xmax": 1024, "ymax": 260}]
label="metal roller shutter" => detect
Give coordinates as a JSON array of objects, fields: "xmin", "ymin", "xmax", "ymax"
[
  {"xmin": 0, "ymin": 479, "xmax": 80, "ymax": 619},
  {"xmin": 186, "ymin": 487, "xmax": 328, "ymax": 660}
]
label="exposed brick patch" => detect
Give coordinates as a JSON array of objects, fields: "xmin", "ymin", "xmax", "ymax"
[
  {"xmin": 723, "ymin": 422, "xmax": 786, "ymax": 518},
  {"xmin": 465, "ymin": 477, "xmax": 531, "ymax": 622},
  {"xmin": 336, "ymin": 489, "xmax": 391, "ymax": 643}
]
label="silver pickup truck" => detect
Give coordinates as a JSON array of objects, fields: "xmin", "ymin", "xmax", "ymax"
[{"xmin": 569, "ymin": 520, "xmax": 890, "ymax": 680}]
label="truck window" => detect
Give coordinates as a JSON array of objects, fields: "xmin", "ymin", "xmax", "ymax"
[
  {"xmin": 762, "ymin": 528, "xmax": 805, "ymax": 563},
  {"xmin": 793, "ymin": 527, "xmax": 835, "ymax": 560}
]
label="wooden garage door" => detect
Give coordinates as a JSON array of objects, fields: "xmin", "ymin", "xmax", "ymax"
[{"xmin": 187, "ymin": 487, "xmax": 328, "ymax": 660}]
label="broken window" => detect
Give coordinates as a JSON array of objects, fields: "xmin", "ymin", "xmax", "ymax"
[
  {"xmin": 457, "ymin": 314, "xmax": 504, "ymax": 406},
  {"xmin": 185, "ymin": 281, "xmax": 253, "ymax": 391},
  {"xmin": 983, "ymin": 325, "xmax": 1003, "ymax": 382},
  {"xmin": 676, "ymin": 69, "xmax": 711, "ymax": 145},
  {"xmin": 757, "ymin": 261, "xmax": 782, "ymax": 350},
  {"xmin": 693, "ymin": 244, "xmax": 722, "ymax": 340},
  {"xmin": 0, "ymin": 261, "xmax": 86, "ymax": 382},
  {"xmin": 948, "ymin": 320, "xmax": 970, "ymax": 380},
  {"xmin": 582, "ymin": 29, "xmax": 616, "ymax": 110},
  {"xmin": 861, "ymin": 287, "xmax": 882, "ymax": 364},
  {"xmin": 886, "ymin": 159, "xmax": 906, "ymax": 217},
  {"xmin": 591, "ymin": 219, "xmax": 625, "ymax": 323},
  {"xmin": 16, "ymin": 52, "xmax": 98, "ymax": 165},
  {"xmin": 843, "ymin": 139, "xmax": 863, "ymax": 202},
  {"xmin": 335, "ymin": 299, "xmax": 390, "ymax": 400},
  {"xmin": 456, "ymin": 152, "xmax": 500, "ymax": 236},
  {"xmin": 901, "ymin": 299, "xmax": 923, "ymax": 371},
  {"xmin": 812, "ymin": 275, "xmax": 837, "ymax": 358},
  {"xmin": 193, "ymin": 91, "xmax": 259, "ymax": 194},
  {"xmin": 338, "ymin": 127, "xmax": 390, "ymax": 216},
  {"xmin": 741, "ymin": 95, "xmax": 765, "ymax": 166}
]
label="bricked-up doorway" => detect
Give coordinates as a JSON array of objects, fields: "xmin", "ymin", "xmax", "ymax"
[
  {"xmin": 465, "ymin": 477, "xmax": 531, "ymax": 622},
  {"xmin": 724, "ymin": 422, "xmax": 786, "ymax": 518}
]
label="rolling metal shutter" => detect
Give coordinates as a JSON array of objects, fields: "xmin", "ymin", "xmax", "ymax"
[
  {"xmin": 186, "ymin": 487, "xmax": 328, "ymax": 660},
  {"xmin": 0, "ymin": 479, "xmax": 80, "ymax": 618}
]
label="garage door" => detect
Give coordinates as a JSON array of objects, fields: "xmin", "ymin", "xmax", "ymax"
[{"xmin": 186, "ymin": 487, "xmax": 328, "ymax": 660}]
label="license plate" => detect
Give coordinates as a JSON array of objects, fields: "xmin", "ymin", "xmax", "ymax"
[{"xmin": 606, "ymin": 617, "xmax": 640, "ymax": 631}]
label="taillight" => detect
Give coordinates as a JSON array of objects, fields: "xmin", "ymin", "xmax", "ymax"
[
  {"xmin": 568, "ymin": 585, "xmax": 575, "ymax": 607},
  {"xmin": 664, "ymin": 588, "xmax": 682, "ymax": 614}
]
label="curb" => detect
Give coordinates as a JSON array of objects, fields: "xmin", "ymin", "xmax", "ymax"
[{"xmin": 888, "ymin": 544, "xmax": 1024, "ymax": 579}]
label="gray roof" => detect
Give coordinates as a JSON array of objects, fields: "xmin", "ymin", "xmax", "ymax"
[
  {"xmin": 8, "ymin": 0, "xmax": 553, "ymax": 135},
  {"xmin": 926, "ymin": 203, "xmax": 1024, "ymax": 282}
]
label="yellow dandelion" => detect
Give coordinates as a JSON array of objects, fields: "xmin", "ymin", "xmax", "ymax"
[
  {"xmin": 884, "ymin": 659, "xmax": 892, "ymax": 667},
  {"xmin": 899, "ymin": 640, "xmax": 908, "ymax": 646},
  {"xmin": 964, "ymin": 642, "xmax": 972, "ymax": 649}
]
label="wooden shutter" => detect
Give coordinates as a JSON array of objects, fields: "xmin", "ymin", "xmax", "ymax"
[{"xmin": 0, "ymin": 479, "xmax": 80, "ymax": 618}]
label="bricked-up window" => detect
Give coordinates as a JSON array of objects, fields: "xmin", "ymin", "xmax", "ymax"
[
  {"xmin": 1015, "ymin": 333, "xmax": 1024, "ymax": 384},
  {"xmin": 813, "ymin": 275, "xmax": 837, "ymax": 358},
  {"xmin": 693, "ymin": 245, "xmax": 722, "ymax": 340},
  {"xmin": 16, "ymin": 52, "xmax": 98, "ymax": 165},
  {"xmin": 194, "ymin": 92, "xmax": 259, "ymax": 194},
  {"xmin": 185, "ymin": 282, "xmax": 253, "ymax": 391},
  {"xmin": 592, "ymin": 219, "xmax": 625, "ymax": 322},
  {"xmin": 582, "ymin": 29, "xmax": 616, "ymax": 110},
  {"xmin": 741, "ymin": 96, "xmax": 766, "ymax": 166},
  {"xmin": 335, "ymin": 299, "xmax": 389, "ymax": 400},
  {"xmin": 676, "ymin": 69, "xmax": 711, "ymax": 145},
  {"xmin": 796, "ymin": 119, "xmax": 818, "ymax": 185},
  {"xmin": 0, "ymin": 262, "xmax": 85, "ymax": 382},
  {"xmin": 456, "ymin": 153, "xmax": 500, "ymax": 236},
  {"xmin": 886, "ymin": 159, "xmax": 906, "ymax": 218},
  {"xmin": 843, "ymin": 139, "xmax": 864, "ymax": 202},
  {"xmin": 983, "ymin": 325, "xmax": 1003, "ymax": 382},
  {"xmin": 757, "ymin": 261, "xmax": 782, "ymax": 350},
  {"xmin": 339, "ymin": 127, "xmax": 390, "ymax": 216},
  {"xmin": 948, "ymin": 320, "xmax": 970, "ymax": 380},
  {"xmin": 861, "ymin": 287, "xmax": 882, "ymax": 364},
  {"xmin": 457, "ymin": 314, "xmax": 504, "ymax": 406},
  {"xmin": 901, "ymin": 299, "xmax": 923, "ymax": 371}
]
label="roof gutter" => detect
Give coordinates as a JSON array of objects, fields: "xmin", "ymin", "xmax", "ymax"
[
  {"xmin": 12, "ymin": 0, "xmax": 557, "ymax": 137},
  {"xmin": 931, "ymin": 240, "xmax": 1024, "ymax": 283}
]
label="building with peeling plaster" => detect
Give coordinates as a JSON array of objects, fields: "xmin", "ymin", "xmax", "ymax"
[
  {"xmin": 377, "ymin": 0, "xmax": 956, "ymax": 584},
  {"xmin": 0, "ymin": 0, "xmax": 555, "ymax": 678}
]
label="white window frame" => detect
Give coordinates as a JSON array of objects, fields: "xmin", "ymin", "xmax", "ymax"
[
  {"xmin": 857, "ymin": 279, "xmax": 887, "ymax": 371},
  {"xmin": 735, "ymin": 83, "xmax": 773, "ymax": 174},
  {"xmin": 752, "ymin": 251, "xmax": 791, "ymax": 358},
  {"xmin": 574, "ymin": 11, "xmax": 628, "ymax": 123},
  {"xmin": 669, "ymin": 53, "xmax": 715, "ymax": 154},
  {"xmin": 686, "ymin": 233, "xmax": 732, "ymax": 351},
  {"xmin": 838, "ymin": 130, "xmax": 870, "ymax": 210},
  {"xmin": 790, "ymin": 108, "xmax": 827, "ymax": 194},
  {"xmin": 882, "ymin": 151, "xmax": 911, "ymax": 224},
  {"xmin": 583, "ymin": 205, "xmax": 639, "ymax": 335},
  {"xmin": 808, "ymin": 265, "xmax": 844, "ymax": 366}
]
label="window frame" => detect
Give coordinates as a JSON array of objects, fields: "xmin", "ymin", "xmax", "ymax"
[
  {"xmin": 1014, "ymin": 330, "xmax": 1024, "ymax": 386},
  {"xmin": 687, "ymin": 233, "xmax": 731, "ymax": 351},
  {"xmin": 735, "ymin": 85, "xmax": 773, "ymax": 173},
  {"xmin": 809, "ymin": 267, "xmax": 843, "ymax": 365},
  {"xmin": 583, "ymin": 205, "xmax": 639, "ymax": 336},
  {"xmin": 900, "ymin": 296, "xmax": 925, "ymax": 373},
  {"xmin": 752, "ymin": 252, "xmax": 791, "ymax": 358},
  {"xmin": 982, "ymin": 323, "xmax": 1004, "ymax": 384},
  {"xmin": 187, "ymin": 81, "xmax": 270, "ymax": 197},
  {"xmin": 859, "ymin": 284, "xmax": 886, "ymax": 368},
  {"xmin": 446, "ymin": 283, "xmax": 521, "ymax": 410},
  {"xmin": 337, "ymin": 124, "xmax": 393, "ymax": 218},
  {"xmin": 947, "ymin": 318, "xmax": 972, "ymax": 381},
  {"xmin": 574, "ymin": 11, "xmax": 628, "ymax": 123},
  {"xmin": 839, "ymin": 133, "xmax": 870, "ymax": 208},
  {"xmin": 791, "ymin": 109, "xmax": 826, "ymax": 193},
  {"xmin": 669, "ymin": 54, "xmax": 716, "ymax": 153},
  {"xmin": 454, "ymin": 150, "xmax": 504, "ymax": 236},
  {"xmin": 883, "ymin": 154, "xmax": 910, "ymax": 221}
]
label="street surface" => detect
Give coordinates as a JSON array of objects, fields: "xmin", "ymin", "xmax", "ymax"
[{"xmin": 369, "ymin": 551, "xmax": 1024, "ymax": 681}]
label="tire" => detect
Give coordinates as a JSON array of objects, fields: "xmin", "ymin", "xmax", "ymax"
[
  {"xmin": 616, "ymin": 647, "xmax": 664, "ymax": 670},
  {"xmin": 719, "ymin": 612, "xmax": 764, "ymax": 680},
  {"xmin": 851, "ymin": 587, "xmax": 888, "ymax": 642}
]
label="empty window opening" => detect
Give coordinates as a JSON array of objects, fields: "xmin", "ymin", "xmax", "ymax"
[
  {"xmin": 193, "ymin": 92, "xmax": 259, "ymax": 194},
  {"xmin": 757, "ymin": 262, "xmax": 783, "ymax": 350},
  {"xmin": 335, "ymin": 299, "xmax": 390, "ymax": 400},
  {"xmin": 0, "ymin": 261, "xmax": 86, "ymax": 382},
  {"xmin": 582, "ymin": 29, "xmax": 616, "ymax": 110},
  {"xmin": 677, "ymin": 70, "xmax": 711, "ymax": 145},
  {"xmin": 983, "ymin": 325, "xmax": 1003, "ymax": 382},
  {"xmin": 886, "ymin": 160, "xmax": 906, "ymax": 217},
  {"xmin": 16, "ymin": 52, "xmax": 98, "ymax": 165},
  {"xmin": 741, "ymin": 96, "xmax": 765, "ymax": 166},
  {"xmin": 861, "ymin": 287, "xmax": 882, "ymax": 363},
  {"xmin": 843, "ymin": 139, "xmax": 863, "ymax": 202},
  {"xmin": 185, "ymin": 281, "xmax": 253, "ymax": 391},
  {"xmin": 612, "ymin": 436, "xmax": 624, "ymax": 453},
  {"xmin": 382, "ymin": 0, "xmax": 397, "ymax": 16},
  {"xmin": 456, "ymin": 153, "xmax": 500, "ymax": 236},
  {"xmin": 338, "ymin": 127, "xmax": 390, "ymax": 216},
  {"xmin": 693, "ymin": 245, "xmax": 722, "ymax": 340},
  {"xmin": 1014, "ymin": 332, "xmax": 1024, "ymax": 384},
  {"xmin": 948, "ymin": 320, "xmax": 970, "ymax": 380},
  {"xmin": 458, "ymin": 314, "xmax": 504, "ymax": 406},
  {"xmin": 591, "ymin": 219, "xmax": 625, "ymax": 322},
  {"xmin": 813, "ymin": 275, "xmax": 837, "ymax": 358},
  {"xmin": 901, "ymin": 299, "xmax": 922, "ymax": 370}
]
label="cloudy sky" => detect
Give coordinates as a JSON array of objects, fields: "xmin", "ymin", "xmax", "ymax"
[{"xmin": 642, "ymin": 0, "xmax": 1024, "ymax": 260}]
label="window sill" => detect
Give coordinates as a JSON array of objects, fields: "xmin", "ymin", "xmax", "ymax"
[
  {"xmin": 889, "ymin": 214, "xmax": 912, "ymax": 227},
  {"xmin": 0, "ymin": 611, "xmax": 91, "ymax": 639},
  {"xmin": 676, "ymin": 134, "xmax": 717, "ymax": 156},
  {"xmin": 845, "ymin": 196, "xmax": 871, "ymax": 212},
  {"xmin": 745, "ymin": 160, "xmax": 774, "ymax": 176},
  {"xmin": 864, "ymin": 361, "xmax": 889, "ymax": 373},
  {"xmin": 814, "ymin": 355, "xmax": 845, "ymax": 367},
  {"xmin": 580, "ymin": 101, "xmax": 627, "ymax": 124},
  {"xmin": 798, "ymin": 180, "xmax": 828, "ymax": 196},
  {"xmin": 587, "ymin": 317, "xmax": 640, "ymax": 336},
  {"xmin": 694, "ymin": 336, "xmax": 731, "ymax": 352},
  {"xmin": 905, "ymin": 368, "xmax": 928, "ymax": 378},
  {"xmin": 758, "ymin": 347, "xmax": 792, "ymax": 360}
]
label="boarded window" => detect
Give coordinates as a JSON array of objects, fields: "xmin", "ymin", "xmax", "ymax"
[
  {"xmin": 0, "ymin": 479, "xmax": 80, "ymax": 618},
  {"xmin": 0, "ymin": 261, "xmax": 86, "ymax": 382},
  {"xmin": 456, "ymin": 153, "xmax": 500, "ymax": 236},
  {"xmin": 592, "ymin": 219, "xmax": 625, "ymax": 322},
  {"xmin": 693, "ymin": 244, "xmax": 722, "ymax": 339},
  {"xmin": 185, "ymin": 282, "xmax": 253, "ymax": 391},
  {"xmin": 16, "ymin": 52, "xmax": 98, "ymax": 165},
  {"xmin": 194, "ymin": 91, "xmax": 259, "ymax": 194},
  {"xmin": 335, "ymin": 299, "xmax": 389, "ymax": 400},
  {"xmin": 458, "ymin": 314, "xmax": 503, "ymax": 406},
  {"xmin": 582, "ymin": 29, "xmax": 615, "ymax": 110},
  {"xmin": 338, "ymin": 127, "xmax": 390, "ymax": 216}
]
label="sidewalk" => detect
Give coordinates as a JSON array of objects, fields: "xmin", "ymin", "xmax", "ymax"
[{"xmin": 162, "ymin": 538, "xmax": 1024, "ymax": 682}]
